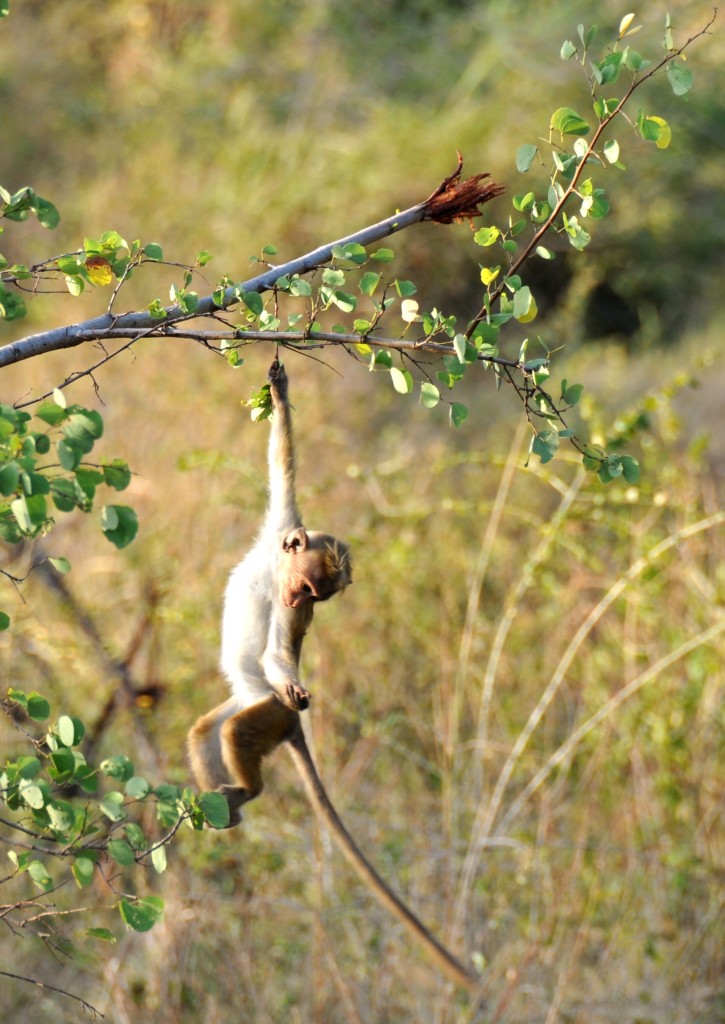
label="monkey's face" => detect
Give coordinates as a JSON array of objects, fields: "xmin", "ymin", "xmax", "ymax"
[{"xmin": 279, "ymin": 530, "xmax": 352, "ymax": 609}]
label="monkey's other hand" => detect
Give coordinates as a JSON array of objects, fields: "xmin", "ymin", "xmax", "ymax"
[
  {"xmin": 268, "ymin": 359, "xmax": 289, "ymax": 405},
  {"xmin": 284, "ymin": 682, "xmax": 311, "ymax": 711}
]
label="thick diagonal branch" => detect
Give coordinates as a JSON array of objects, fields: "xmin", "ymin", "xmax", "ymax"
[{"xmin": 0, "ymin": 159, "xmax": 503, "ymax": 369}]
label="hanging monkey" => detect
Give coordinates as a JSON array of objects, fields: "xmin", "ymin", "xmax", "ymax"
[
  {"xmin": 187, "ymin": 358, "xmax": 351, "ymax": 823},
  {"xmin": 187, "ymin": 359, "xmax": 478, "ymax": 994}
]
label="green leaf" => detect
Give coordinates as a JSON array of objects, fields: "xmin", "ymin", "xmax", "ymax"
[
  {"xmin": 449, "ymin": 402, "xmax": 468, "ymax": 429},
  {"xmin": 322, "ymin": 267, "xmax": 345, "ymax": 287},
  {"xmin": 119, "ymin": 896, "xmax": 164, "ymax": 933},
  {"xmin": 370, "ymin": 247, "xmax": 395, "ymax": 263},
  {"xmin": 143, "ymin": 243, "xmax": 163, "ymax": 261},
  {"xmin": 55, "ymin": 714, "xmax": 84, "ymax": 747},
  {"xmin": 560, "ymin": 39, "xmax": 577, "ymax": 60},
  {"xmin": 33, "ymin": 197, "xmax": 60, "ymax": 230},
  {"xmin": 473, "ymin": 225, "xmax": 499, "ymax": 247},
  {"xmin": 372, "ymin": 349, "xmax": 393, "ymax": 369},
  {"xmin": 15, "ymin": 755, "xmax": 42, "ymax": 779},
  {"xmin": 86, "ymin": 928, "xmax": 117, "ymax": 943},
  {"xmin": 394, "ymin": 279, "xmax": 417, "ymax": 298},
  {"xmin": 420, "ymin": 383, "xmax": 440, "ymax": 408},
  {"xmin": 0, "ymin": 462, "xmax": 19, "ymax": 496},
  {"xmin": 532, "ymin": 430, "xmax": 560, "ymax": 464},
  {"xmin": 621, "ymin": 455, "xmax": 640, "ymax": 483},
  {"xmin": 0, "ymin": 611, "xmax": 9, "ymax": 631},
  {"xmin": 100, "ymin": 791, "xmax": 127, "ymax": 823},
  {"xmin": 36, "ymin": 399, "xmax": 67, "ymax": 426},
  {"xmin": 151, "ymin": 845, "xmax": 167, "ymax": 874},
  {"xmin": 19, "ymin": 780, "xmax": 47, "ymax": 809},
  {"xmin": 390, "ymin": 367, "xmax": 413, "ymax": 394},
  {"xmin": 28, "ymin": 859, "xmax": 53, "ymax": 892},
  {"xmin": 666, "ymin": 62, "xmax": 693, "ymax": 96},
  {"xmin": 603, "ymin": 139, "xmax": 620, "ymax": 164},
  {"xmin": 241, "ymin": 291, "xmax": 264, "ymax": 316},
  {"xmin": 72, "ymin": 856, "xmax": 96, "ymax": 889},
  {"xmin": 550, "ymin": 106, "xmax": 590, "ymax": 136},
  {"xmin": 198, "ymin": 791, "xmax": 230, "ymax": 828},
  {"xmin": 331, "ymin": 290, "xmax": 356, "ymax": 313},
  {"xmin": 513, "ymin": 287, "xmax": 537, "ymax": 323},
  {"xmin": 561, "ymin": 381, "xmax": 584, "ymax": 406},
  {"xmin": 108, "ymin": 839, "xmax": 136, "ymax": 866},
  {"xmin": 100, "ymin": 755, "xmax": 135, "ymax": 782},
  {"xmin": 516, "ymin": 144, "xmax": 538, "ymax": 172},
  {"xmin": 359, "ymin": 272, "xmax": 381, "ymax": 296},
  {"xmin": 639, "ymin": 114, "xmax": 671, "ymax": 149},
  {"xmin": 102, "ymin": 458, "xmax": 131, "ymax": 491},
  {"xmin": 48, "ymin": 748, "xmax": 76, "ymax": 784},
  {"xmin": 101, "ymin": 504, "xmax": 138, "ymax": 549},
  {"xmin": 27, "ymin": 693, "xmax": 51, "ymax": 720},
  {"xmin": 125, "ymin": 776, "xmax": 150, "ymax": 799}
]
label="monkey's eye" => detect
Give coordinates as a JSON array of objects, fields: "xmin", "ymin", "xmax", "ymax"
[{"xmin": 301, "ymin": 583, "xmax": 313, "ymax": 594}]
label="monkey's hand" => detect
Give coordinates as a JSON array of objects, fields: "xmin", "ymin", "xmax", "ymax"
[
  {"xmin": 268, "ymin": 359, "xmax": 289, "ymax": 406},
  {"xmin": 281, "ymin": 681, "xmax": 311, "ymax": 712}
]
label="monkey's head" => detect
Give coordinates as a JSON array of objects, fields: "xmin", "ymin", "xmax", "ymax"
[{"xmin": 279, "ymin": 527, "xmax": 352, "ymax": 609}]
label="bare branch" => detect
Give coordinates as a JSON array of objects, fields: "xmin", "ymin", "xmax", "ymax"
[{"xmin": 0, "ymin": 968, "xmax": 103, "ymax": 1018}]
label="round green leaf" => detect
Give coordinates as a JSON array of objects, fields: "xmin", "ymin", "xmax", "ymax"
[
  {"xmin": 100, "ymin": 754, "xmax": 135, "ymax": 781},
  {"xmin": 420, "ymin": 383, "xmax": 440, "ymax": 409},
  {"xmin": 119, "ymin": 895, "xmax": 164, "ymax": 933},
  {"xmin": 550, "ymin": 106, "xmax": 590, "ymax": 136},
  {"xmin": 100, "ymin": 792, "xmax": 127, "ymax": 823},
  {"xmin": 666, "ymin": 62, "xmax": 693, "ymax": 96},
  {"xmin": 390, "ymin": 367, "xmax": 413, "ymax": 395},
  {"xmin": 516, "ymin": 144, "xmax": 538, "ymax": 172},
  {"xmin": 199, "ymin": 791, "xmax": 231, "ymax": 829},
  {"xmin": 108, "ymin": 839, "xmax": 136, "ymax": 866},
  {"xmin": 450, "ymin": 402, "xmax": 468, "ymax": 429},
  {"xmin": 28, "ymin": 859, "xmax": 53, "ymax": 892},
  {"xmin": 73, "ymin": 856, "xmax": 96, "ymax": 889},
  {"xmin": 101, "ymin": 504, "xmax": 138, "ymax": 549}
]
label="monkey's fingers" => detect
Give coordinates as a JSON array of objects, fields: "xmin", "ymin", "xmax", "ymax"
[{"xmin": 286, "ymin": 683, "xmax": 311, "ymax": 710}]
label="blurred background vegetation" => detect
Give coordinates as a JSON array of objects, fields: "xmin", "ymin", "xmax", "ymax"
[{"xmin": 1, "ymin": 1, "xmax": 724, "ymax": 1021}]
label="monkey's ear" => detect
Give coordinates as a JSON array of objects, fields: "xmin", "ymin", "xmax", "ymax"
[{"xmin": 283, "ymin": 527, "xmax": 308, "ymax": 553}]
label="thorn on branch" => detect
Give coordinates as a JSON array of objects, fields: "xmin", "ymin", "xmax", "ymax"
[{"xmin": 422, "ymin": 152, "xmax": 505, "ymax": 224}]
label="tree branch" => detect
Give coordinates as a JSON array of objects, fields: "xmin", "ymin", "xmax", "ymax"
[{"xmin": 0, "ymin": 160, "xmax": 503, "ymax": 369}]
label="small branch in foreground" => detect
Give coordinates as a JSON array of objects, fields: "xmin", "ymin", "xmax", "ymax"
[{"xmin": 0, "ymin": 968, "xmax": 103, "ymax": 1018}]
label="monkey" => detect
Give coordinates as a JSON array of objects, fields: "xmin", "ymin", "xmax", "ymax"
[
  {"xmin": 187, "ymin": 359, "xmax": 478, "ymax": 994},
  {"xmin": 187, "ymin": 358, "xmax": 352, "ymax": 826}
]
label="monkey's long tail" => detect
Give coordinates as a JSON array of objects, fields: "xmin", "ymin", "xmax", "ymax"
[{"xmin": 286, "ymin": 731, "xmax": 481, "ymax": 995}]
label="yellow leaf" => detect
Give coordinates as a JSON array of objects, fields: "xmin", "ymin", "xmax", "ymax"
[
  {"xmin": 618, "ymin": 12, "xmax": 636, "ymax": 38},
  {"xmin": 85, "ymin": 256, "xmax": 113, "ymax": 286},
  {"xmin": 480, "ymin": 266, "xmax": 500, "ymax": 287},
  {"xmin": 648, "ymin": 115, "xmax": 672, "ymax": 149}
]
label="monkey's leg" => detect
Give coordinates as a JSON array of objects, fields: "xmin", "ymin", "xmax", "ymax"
[{"xmin": 219, "ymin": 697, "xmax": 299, "ymax": 824}]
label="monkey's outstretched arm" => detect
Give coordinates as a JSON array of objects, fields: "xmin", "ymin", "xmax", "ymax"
[
  {"xmin": 286, "ymin": 728, "xmax": 481, "ymax": 995},
  {"xmin": 266, "ymin": 359, "xmax": 301, "ymax": 533},
  {"xmin": 262, "ymin": 604, "xmax": 313, "ymax": 710}
]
